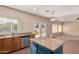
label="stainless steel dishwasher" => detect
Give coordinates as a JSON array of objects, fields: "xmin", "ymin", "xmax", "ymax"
[{"xmin": 21, "ymin": 35, "xmax": 30, "ymax": 48}]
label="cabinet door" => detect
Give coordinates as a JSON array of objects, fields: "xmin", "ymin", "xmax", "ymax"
[
  {"xmin": 13, "ymin": 37, "xmax": 21, "ymax": 50},
  {"xmin": 54, "ymin": 46, "xmax": 63, "ymax": 54},
  {"xmin": 38, "ymin": 44, "xmax": 52, "ymax": 54},
  {"xmin": 3, "ymin": 38, "xmax": 13, "ymax": 53},
  {"xmin": 0, "ymin": 39, "xmax": 3, "ymax": 53},
  {"xmin": 30, "ymin": 42, "xmax": 37, "ymax": 54},
  {"xmin": 38, "ymin": 50, "xmax": 44, "ymax": 54}
]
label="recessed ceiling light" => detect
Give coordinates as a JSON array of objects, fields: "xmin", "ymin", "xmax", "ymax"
[{"xmin": 33, "ymin": 8, "xmax": 36, "ymax": 10}]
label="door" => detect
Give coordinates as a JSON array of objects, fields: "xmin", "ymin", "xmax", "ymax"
[{"xmin": 41, "ymin": 23, "xmax": 47, "ymax": 37}]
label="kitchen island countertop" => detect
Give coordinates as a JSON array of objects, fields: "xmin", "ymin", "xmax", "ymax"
[{"xmin": 30, "ymin": 37, "xmax": 65, "ymax": 51}]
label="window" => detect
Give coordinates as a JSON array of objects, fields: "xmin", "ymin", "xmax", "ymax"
[
  {"xmin": 58, "ymin": 24, "xmax": 62, "ymax": 32},
  {"xmin": 52, "ymin": 24, "xmax": 58, "ymax": 33},
  {"xmin": 52, "ymin": 23, "xmax": 62, "ymax": 33},
  {"xmin": 0, "ymin": 17, "xmax": 18, "ymax": 35}
]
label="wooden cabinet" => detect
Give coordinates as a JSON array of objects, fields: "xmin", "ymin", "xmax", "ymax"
[
  {"xmin": 3, "ymin": 38, "xmax": 13, "ymax": 53},
  {"xmin": 0, "ymin": 35, "xmax": 30, "ymax": 54},
  {"xmin": 13, "ymin": 37, "xmax": 21, "ymax": 50},
  {"xmin": 0, "ymin": 39, "xmax": 3, "ymax": 53},
  {"xmin": 1, "ymin": 37, "xmax": 21, "ymax": 53}
]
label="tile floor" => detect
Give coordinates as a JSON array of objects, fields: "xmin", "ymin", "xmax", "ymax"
[
  {"xmin": 11, "ymin": 47, "xmax": 30, "ymax": 54},
  {"xmin": 63, "ymin": 40, "xmax": 79, "ymax": 54}
]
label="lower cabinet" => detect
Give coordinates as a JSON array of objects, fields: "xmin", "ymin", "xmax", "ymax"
[
  {"xmin": 13, "ymin": 37, "xmax": 21, "ymax": 50},
  {"xmin": 0, "ymin": 35, "xmax": 30, "ymax": 54},
  {"xmin": 30, "ymin": 42, "xmax": 37, "ymax": 54},
  {"xmin": 30, "ymin": 42, "xmax": 63, "ymax": 54},
  {"xmin": 38, "ymin": 44, "xmax": 53, "ymax": 54},
  {"xmin": 54, "ymin": 46, "xmax": 63, "ymax": 54},
  {"xmin": 3, "ymin": 38, "xmax": 13, "ymax": 53},
  {"xmin": 0, "ymin": 37, "xmax": 21, "ymax": 53},
  {"xmin": 38, "ymin": 50, "xmax": 44, "ymax": 54},
  {"xmin": 0, "ymin": 39, "xmax": 3, "ymax": 53}
]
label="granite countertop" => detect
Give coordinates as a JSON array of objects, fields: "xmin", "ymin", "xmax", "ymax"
[
  {"xmin": 0, "ymin": 33, "xmax": 31, "ymax": 39},
  {"xmin": 30, "ymin": 37, "xmax": 65, "ymax": 51}
]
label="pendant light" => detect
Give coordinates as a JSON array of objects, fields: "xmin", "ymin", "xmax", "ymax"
[
  {"xmin": 46, "ymin": 10, "xmax": 56, "ymax": 21},
  {"xmin": 50, "ymin": 11, "xmax": 56, "ymax": 21},
  {"xmin": 77, "ymin": 18, "xmax": 79, "ymax": 21}
]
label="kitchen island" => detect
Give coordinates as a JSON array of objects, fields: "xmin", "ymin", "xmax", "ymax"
[{"xmin": 30, "ymin": 37, "xmax": 65, "ymax": 54}]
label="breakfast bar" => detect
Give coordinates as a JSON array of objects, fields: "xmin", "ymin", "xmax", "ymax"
[{"xmin": 30, "ymin": 37, "xmax": 65, "ymax": 54}]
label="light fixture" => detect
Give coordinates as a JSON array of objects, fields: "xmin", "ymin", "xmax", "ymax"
[
  {"xmin": 50, "ymin": 17, "xmax": 56, "ymax": 21},
  {"xmin": 50, "ymin": 11, "xmax": 56, "ymax": 21},
  {"xmin": 77, "ymin": 18, "xmax": 79, "ymax": 21},
  {"xmin": 46, "ymin": 10, "xmax": 56, "ymax": 21},
  {"xmin": 33, "ymin": 8, "xmax": 36, "ymax": 10}
]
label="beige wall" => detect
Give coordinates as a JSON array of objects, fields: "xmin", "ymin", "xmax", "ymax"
[
  {"xmin": 63, "ymin": 21, "xmax": 79, "ymax": 36},
  {"xmin": 0, "ymin": 6, "xmax": 52, "ymax": 37}
]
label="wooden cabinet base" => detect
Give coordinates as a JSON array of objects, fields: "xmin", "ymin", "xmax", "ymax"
[
  {"xmin": 13, "ymin": 37, "xmax": 21, "ymax": 50},
  {"xmin": 0, "ymin": 39, "xmax": 3, "ymax": 53},
  {"xmin": 2, "ymin": 38, "xmax": 13, "ymax": 53},
  {"xmin": 0, "ymin": 37, "xmax": 21, "ymax": 54},
  {"xmin": 0, "ymin": 35, "xmax": 30, "ymax": 54}
]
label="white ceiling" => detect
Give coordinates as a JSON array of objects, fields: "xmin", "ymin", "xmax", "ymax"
[{"xmin": 6, "ymin": 5, "xmax": 79, "ymax": 22}]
